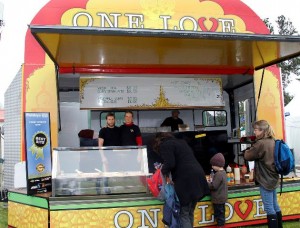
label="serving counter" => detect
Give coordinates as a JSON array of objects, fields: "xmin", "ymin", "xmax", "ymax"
[
  {"xmin": 7, "ymin": 144, "xmax": 300, "ymax": 227},
  {"xmin": 8, "ymin": 179, "xmax": 300, "ymax": 227}
]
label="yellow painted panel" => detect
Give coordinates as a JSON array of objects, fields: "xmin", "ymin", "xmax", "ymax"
[
  {"xmin": 25, "ymin": 56, "xmax": 59, "ymax": 147},
  {"xmin": 254, "ymin": 68, "xmax": 284, "ymax": 139},
  {"xmin": 37, "ymin": 33, "xmax": 61, "ymax": 59},
  {"xmin": 61, "ymin": 0, "xmax": 248, "ymax": 33},
  {"xmin": 8, "ymin": 201, "xmax": 48, "ymax": 228},
  {"xmin": 49, "ymin": 191, "xmax": 300, "ymax": 227},
  {"xmin": 8, "ymin": 190, "xmax": 300, "ymax": 227},
  {"xmin": 252, "ymin": 41, "xmax": 279, "ymax": 68}
]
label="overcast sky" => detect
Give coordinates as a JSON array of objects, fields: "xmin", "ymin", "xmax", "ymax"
[
  {"xmin": 0, "ymin": 0, "xmax": 49, "ymax": 107},
  {"xmin": 0, "ymin": 0, "xmax": 300, "ymax": 107}
]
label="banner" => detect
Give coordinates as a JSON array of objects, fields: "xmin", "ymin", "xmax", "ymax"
[
  {"xmin": 80, "ymin": 77, "xmax": 224, "ymax": 109},
  {"xmin": 24, "ymin": 112, "xmax": 52, "ymax": 195}
]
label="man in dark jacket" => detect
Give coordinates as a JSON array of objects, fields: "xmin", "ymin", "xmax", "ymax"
[
  {"xmin": 153, "ymin": 132, "xmax": 209, "ymax": 228},
  {"xmin": 161, "ymin": 110, "xmax": 184, "ymax": 132}
]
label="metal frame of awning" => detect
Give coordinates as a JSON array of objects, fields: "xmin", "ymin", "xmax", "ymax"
[
  {"xmin": 29, "ymin": 25, "xmax": 300, "ymax": 73},
  {"xmin": 29, "ymin": 25, "xmax": 300, "ymax": 42}
]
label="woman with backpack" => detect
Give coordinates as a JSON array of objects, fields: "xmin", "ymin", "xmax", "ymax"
[
  {"xmin": 153, "ymin": 132, "xmax": 209, "ymax": 228},
  {"xmin": 244, "ymin": 120, "xmax": 282, "ymax": 228}
]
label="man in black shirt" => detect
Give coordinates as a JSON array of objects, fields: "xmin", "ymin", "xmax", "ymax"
[
  {"xmin": 120, "ymin": 111, "xmax": 142, "ymax": 146},
  {"xmin": 98, "ymin": 113, "xmax": 120, "ymax": 147},
  {"xmin": 161, "ymin": 110, "xmax": 184, "ymax": 132},
  {"xmin": 97, "ymin": 112, "xmax": 120, "ymax": 194}
]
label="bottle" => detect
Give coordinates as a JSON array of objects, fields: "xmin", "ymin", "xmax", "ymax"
[
  {"xmin": 234, "ymin": 164, "xmax": 240, "ymax": 181},
  {"xmin": 241, "ymin": 164, "xmax": 247, "ymax": 179},
  {"xmin": 237, "ymin": 128, "xmax": 241, "ymax": 138},
  {"xmin": 230, "ymin": 172, "xmax": 234, "ymax": 185},
  {"xmin": 226, "ymin": 166, "xmax": 231, "ymax": 185},
  {"xmin": 226, "ymin": 172, "xmax": 230, "ymax": 185},
  {"xmin": 210, "ymin": 169, "xmax": 214, "ymax": 183},
  {"xmin": 249, "ymin": 169, "xmax": 254, "ymax": 182},
  {"xmin": 226, "ymin": 165, "xmax": 232, "ymax": 173}
]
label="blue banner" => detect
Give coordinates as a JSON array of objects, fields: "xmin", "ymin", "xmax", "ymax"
[{"xmin": 24, "ymin": 112, "xmax": 52, "ymax": 195}]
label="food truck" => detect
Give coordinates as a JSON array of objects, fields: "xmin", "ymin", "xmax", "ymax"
[{"xmin": 5, "ymin": 0, "xmax": 300, "ymax": 227}]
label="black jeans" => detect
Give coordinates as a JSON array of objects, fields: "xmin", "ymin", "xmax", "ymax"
[
  {"xmin": 179, "ymin": 200, "xmax": 197, "ymax": 228},
  {"xmin": 213, "ymin": 203, "xmax": 225, "ymax": 226}
]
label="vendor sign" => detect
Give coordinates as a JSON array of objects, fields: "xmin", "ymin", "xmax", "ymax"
[{"xmin": 24, "ymin": 112, "xmax": 52, "ymax": 195}]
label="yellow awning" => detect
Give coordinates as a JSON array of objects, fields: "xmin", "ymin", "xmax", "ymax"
[{"xmin": 29, "ymin": 25, "xmax": 300, "ymax": 73}]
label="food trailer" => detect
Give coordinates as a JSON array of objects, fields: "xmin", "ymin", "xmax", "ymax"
[{"xmin": 6, "ymin": 0, "xmax": 300, "ymax": 227}]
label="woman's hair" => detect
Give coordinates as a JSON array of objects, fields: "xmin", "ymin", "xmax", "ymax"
[
  {"xmin": 152, "ymin": 132, "xmax": 174, "ymax": 153},
  {"xmin": 252, "ymin": 120, "xmax": 275, "ymax": 139}
]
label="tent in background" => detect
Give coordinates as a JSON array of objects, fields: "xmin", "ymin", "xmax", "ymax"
[{"xmin": 285, "ymin": 94, "xmax": 300, "ymax": 166}]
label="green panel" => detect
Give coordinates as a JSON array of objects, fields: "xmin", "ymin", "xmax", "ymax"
[
  {"xmin": 276, "ymin": 184, "xmax": 300, "ymax": 193},
  {"xmin": 202, "ymin": 184, "xmax": 300, "ymax": 200},
  {"xmin": 226, "ymin": 184, "xmax": 300, "ymax": 199},
  {"xmin": 10, "ymin": 184, "xmax": 299, "ymax": 211},
  {"xmin": 50, "ymin": 199, "xmax": 163, "ymax": 211},
  {"xmin": 228, "ymin": 190, "xmax": 260, "ymax": 199},
  {"xmin": 193, "ymin": 190, "xmax": 260, "ymax": 202},
  {"xmin": 8, "ymin": 192, "xmax": 49, "ymax": 209}
]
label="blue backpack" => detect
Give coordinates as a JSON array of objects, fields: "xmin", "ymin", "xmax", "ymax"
[
  {"xmin": 162, "ymin": 183, "xmax": 180, "ymax": 228},
  {"xmin": 274, "ymin": 140, "xmax": 295, "ymax": 194}
]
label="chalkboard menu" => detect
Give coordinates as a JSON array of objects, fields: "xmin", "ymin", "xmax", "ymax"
[{"xmin": 80, "ymin": 77, "xmax": 224, "ymax": 109}]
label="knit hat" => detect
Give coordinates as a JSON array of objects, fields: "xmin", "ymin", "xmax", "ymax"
[{"xmin": 210, "ymin": 153, "xmax": 225, "ymax": 167}]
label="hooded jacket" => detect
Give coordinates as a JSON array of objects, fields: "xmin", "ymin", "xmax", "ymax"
[
  {"xmin": 244, "ymin": 137, "xmax": 279, "ymax": 190},
  {"xmin": 159, "ymin": 138, "xmax": 210, "ymax": 206}
]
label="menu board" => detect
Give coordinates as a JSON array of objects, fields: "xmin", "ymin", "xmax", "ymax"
[{"xmin": 80, "ymin": 77, "xmax": 224, "ymax": 109}]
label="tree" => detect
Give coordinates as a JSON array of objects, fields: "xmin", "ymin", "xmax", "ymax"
[{"xmin": 263, "ymin": 16, "xmax": 300, "ymax": 105}]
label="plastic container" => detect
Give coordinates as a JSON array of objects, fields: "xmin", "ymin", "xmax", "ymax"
[
  {"xmin": 234, "ymin": 164, "xmax": 240, "ymax": 181},
  {"xmin": 227, "ymin": 172, "xmax": 231, "ymax": 184},
  {"xmin": 226, "ymin": 165, "xmax": 232, "ymax": 173},
  {"xmin": 230, "ymin": 172, "xmax": 234, "ymax": 184},
  {"xmin": 226, "ymin": 165, "xmax": 232, "ymax": 185},
  {"xmin": 241, "ymin": 164, "xmax": 247, "ymax": 178},
  {"xmin": 249, "ymin": 169, "xmax": 254, "ymax": 182},
  {"xmin": 244, "ymin": 174, "xmax": 250, "ymax": 183}
]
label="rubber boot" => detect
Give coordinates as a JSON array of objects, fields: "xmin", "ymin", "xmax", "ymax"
[
  {"xmin": 267, "ymin": 214, "xmax": 278, "ymax": 228},
  {"xmin": 276, "ymin": 211, "xmax": 283, "ymax": 228}
]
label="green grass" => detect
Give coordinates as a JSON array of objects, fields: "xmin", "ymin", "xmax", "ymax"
[{"xmin": 0, "ymin": 202, "xmax": 7, "ymax": 228}]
